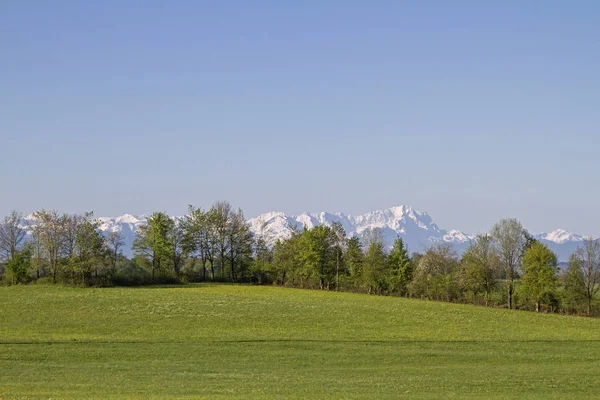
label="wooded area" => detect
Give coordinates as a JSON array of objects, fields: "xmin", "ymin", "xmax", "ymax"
[{"xmin": 1, "ymin": 202, "xmax": 599, "ymax": 316}]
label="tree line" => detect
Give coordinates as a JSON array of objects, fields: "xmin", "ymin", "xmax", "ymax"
[{"xmin": 1, "ymin": 203, "xmax": 599, "ymax": 316}]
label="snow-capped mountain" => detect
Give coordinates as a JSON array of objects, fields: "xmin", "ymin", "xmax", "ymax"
[
  {"xmin": 21, "ymin": 206, "xmax": 594, "ymax": 261},
  {"xmin": 97, "ymin": 214, "xmax": 147, "ymax": 257},
  {"xmin": 248, "ymin": 205, "xmax": 476, "ymax": 254}
]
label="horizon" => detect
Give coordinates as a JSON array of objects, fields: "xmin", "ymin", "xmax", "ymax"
[
  {"xmin": 10, "ymin": 203, "xmax": 598, "ymax": 238},
  {"xmin": 2, "ymin": 2, "xmax": 600, "ymax": 237}
]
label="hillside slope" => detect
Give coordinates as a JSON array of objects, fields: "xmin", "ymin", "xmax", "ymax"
[{"xmin": 0, "ymin": 284, "xmax": 599, "ymax": 399}]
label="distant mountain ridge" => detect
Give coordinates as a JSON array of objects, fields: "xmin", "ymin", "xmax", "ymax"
[{"xmin": 86, "ymin": 205, "xmax": 590, "ymax": 261}]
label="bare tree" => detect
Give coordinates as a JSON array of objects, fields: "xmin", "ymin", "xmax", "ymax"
[
  {"xmin": 491, "ymin": 218, "xmax": 526, "ymax": 309},
  {"xmin": 33, "ymin": 210, "xmax": 67, "ymax": 283},
  {"xmin": 331, "ymin": 221, "xmax": 346, "ymax": 291},
  {"xmin": 63, "ymin": 213, "xmax": 85, "ymax": 260},
  {"xmin": 106, "ymin": 230, "xmax": 125, "ymax": 271},
  {"xmin": 0, "ymin": 210, "xmax": 27, "ymax": 261},
  {"xmin": 211, "ymin": 200, "xmax": 232, "ymax": 280},
  {"xmin": 227, "ymin": 208, "xmax": 253, "ymax": 282},
  {"xmin": 572, "ymin": 238, "xmax": 600, "ymax": 315},
  {"xmin": 170, "ymin": 218, "xmax": 185, "ymax": 276},
  {"xmin": 182, "ymin": 206, "xmax": 213, "ymax": 280}
]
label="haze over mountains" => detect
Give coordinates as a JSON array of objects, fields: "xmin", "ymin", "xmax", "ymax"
[{"xmin": 89, "ymin": 205, "xmax": 588, "ymax": 261}]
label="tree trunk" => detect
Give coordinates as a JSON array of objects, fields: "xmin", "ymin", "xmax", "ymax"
[
  {"xmin": 336, "ymin": 250, "xmax": 340, "ymax": 291},
  {"xmin": 507, "ymin": 281, "xmax": 513, "ymax": 309},
  {"xmin": 536, "ymin": 301, "xmax": 540, "ymax": 312}
]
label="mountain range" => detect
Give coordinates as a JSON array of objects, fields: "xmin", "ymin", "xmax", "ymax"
[{"xmin": 92, "ymin": 205, "xmax": 589, "ymax": 261}]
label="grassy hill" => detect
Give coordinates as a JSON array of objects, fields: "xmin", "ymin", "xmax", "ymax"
[{"xmin": 1, "ymin": 284, "xmax": 599, "ymax": 399}]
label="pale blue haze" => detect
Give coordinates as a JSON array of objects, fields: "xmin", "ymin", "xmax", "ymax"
[{"xmin": 1, "ymin": 1, "xmax": 599, "ymax": 235}]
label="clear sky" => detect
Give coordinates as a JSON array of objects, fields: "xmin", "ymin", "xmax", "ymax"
[{"xmin": 1, "ymin": 1, "xmax": 599, "ymax": 235}]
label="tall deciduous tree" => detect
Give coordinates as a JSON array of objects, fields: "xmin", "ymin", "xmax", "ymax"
[
  {"xmin": 183, "ymin": 206, "xmax": 215, "ymax": 280},
  {"xmin": 170, "ymin": 218, "xmax": 185, "ymax": 277},
  {"xmin": 361, "ymin": 236, "xmax": 387, "ymax": 294},
  {"xmin": 521, "ymin": 242, "xmax": 558, "ymax": 312},
  {"xmin": 33, "ymin": 209, "xmax": 67, "ymax": 283},
  {"xmin": 0, "ymin": 211, "xmax": 27, "ymax": 261},
  {"xmin": 345, "ymin": 236, "xmax": 363, "ymax": 286},
  {"xmin": 561, "ymin": 253, "xmax": 587, "ymax": 313},
  {"xmin": 300, "ymin": 225, "xmax": 336, "ymax": 289},
  {"xmin": 5, "ymin": 245, "xmax": 32, "ymax": 284},
  {"xmin": 410, "ymin": 244, "xmax": 459, "ymax": 301},
  {"xmin": 331, "ymin": 221, "xmax": 346, "ymax": 291},
  {"xmin": 72, "ymin": 213, "xmax": 106, "ymax": 284},
  {"xmin": 105, "ymin": 230, "xmax": 125, "ymax": 272},
  {"xmin": 491, "ymin": 218, "xmax": 526, "ymax": 309},
  {"xmin": 227, "ymin": 208, "xmax": 253, "ymax": 282},
  {"xmin": 459, "ymin": 235, "xmax": 500, "ymax": 305},
  {"xmin": 133, "ymin": 212, "xmax": 174, "ymax": 280},
  {"xmin": 570, "ymin": 238, "xmax": 600, "ymax": 315},
  {"xmin": 210, "ymin": 201, "xmax": 232, "ymax": 280}
]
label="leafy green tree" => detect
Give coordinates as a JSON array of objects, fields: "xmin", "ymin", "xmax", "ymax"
[
  {"xmin": 133, "ymin": 212, "xmax": 174, "ymax": 280},
  {"xmin": 5, "ymin": 245, "xmax": 32, "ymax": 284},
  {"xmin": 561, "ymin": 253, "xmax": 587, "ymax": 313},
  {"xmin": 72, "ymin": 212, "xmax": 106, "ymax": 284},
  {"xmin": 272, "ymin": 238, "xmax": 294, "ymax": 285},
  {"xmin": 345, "ymin": 236, "xmax": 364, "ymax": 286},
  {"xmin": 227, "ymin": 208, "xmax": 253, "ymax": 282},
  {"xmin": 459, "ymin": 235, "xmax": 500, "ymax": 305},
  {"xmin": 410, "ymin": 244, "xmax": 459, "ymax": 301},
  {"xmin": 387, "ymin": 237, "xmax": 412, "ymax": 295},
  {"xmin": 361, "ymin": 238, "xmax": 388, "ymax": 294},
  {"xmin": 299, "ymin": 226, "xmax": 336, "ymax": 289},
  {"xmin": 520, "ymin": 242, "xmax": 558, "ymax": 312},
  {"xmin": 523, "ymin": 231, "xmax": 540, "ymax": 252},
  {"xmin": 182, "ymin": 206, "xmax": 216, "ymax": 280},
  {"xmin": 491, "ymin": 218, "xmax": 526, "ymax": 309}
]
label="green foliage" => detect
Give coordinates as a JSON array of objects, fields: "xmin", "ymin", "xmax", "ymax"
[
  {"xmin": 298, "ymin": 225, "xmax": 336, "ymax": 289},
  {"xmin": 133, "ymin": 212, "xmax": 175, "ymax": 280},
  {"xmin": 4, "ymin": 246, "xmax": 32, "ymax": 285},
  {"xmin": 345, "ymin": 236, "xmax": 363, "ymax": 286},
  {"xmin": 491, "ymin": 218, "xmax": 526, "ymax": 309},
  {"xmin": 361, "ymin": 238, "xmax": 388, "ymax": 294},
  {"xmin": 521, "ymin": 242, "xmax": 558, "ymax": 312},
  {"xmin": 459, "ymin": 235, "xmax": 499, "ymax": 305},
  {"xmin": 1, "ymin": 207, "xmax": 596, "ymax": 317},
  {"xmin": 561, "ymin": 253, "xmax": 587, "ymax": 313},
  {"xmin": 387, "ymin": 237, "xmax": 413, "ymax": 295},
  {"xmin": 410, "ymin": 244, "xmax": 460, "ymax": 301}
]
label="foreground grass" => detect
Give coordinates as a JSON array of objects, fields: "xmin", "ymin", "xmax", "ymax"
[{"xmin": 1, "ymin": 284, "xmax": 599, "ymax": 399}]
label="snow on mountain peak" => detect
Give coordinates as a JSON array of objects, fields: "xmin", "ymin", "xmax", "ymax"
[
  {"xmin": 537, "ymin": 229, "xmax": 584, "ymax": 244},
  {"xmin": 13, "ymin": 207, "xmax": 593, "ymax": 261}
]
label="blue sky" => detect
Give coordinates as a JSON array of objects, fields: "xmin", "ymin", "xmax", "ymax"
[{"xmin": 1, "ymin": 1, "xmax": 599, "ymax": 235}]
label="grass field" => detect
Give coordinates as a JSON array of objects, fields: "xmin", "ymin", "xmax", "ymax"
[{"xmin": 1, "ymin": 284, "xmax": 599, "ymax": 399}]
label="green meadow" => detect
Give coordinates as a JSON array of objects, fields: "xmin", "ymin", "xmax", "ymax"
[{"xmin": 1, "ymin": 284, "xmax": 599, "ymax": 399}]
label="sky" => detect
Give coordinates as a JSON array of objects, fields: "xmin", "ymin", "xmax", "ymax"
[{"xmin": 1, "ymin": 1, "xmax": 599, "ymax": 235}]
